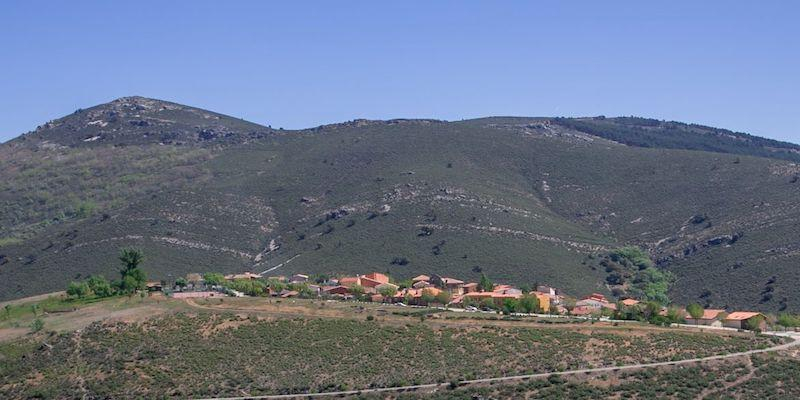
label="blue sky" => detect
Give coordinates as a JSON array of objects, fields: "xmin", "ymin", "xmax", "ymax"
[{"xmin": 1, "ymin": 1, "xmax": 798, "ymax": 143}]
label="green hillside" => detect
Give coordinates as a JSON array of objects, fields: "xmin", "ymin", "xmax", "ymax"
[{"xmin": 1, "ymin": 97, "xmax": 800, "ymax": 312}]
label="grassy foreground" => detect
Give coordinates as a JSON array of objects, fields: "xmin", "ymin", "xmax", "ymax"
[{"xmin": 0, "ymin": 301, "xmax": 785, "ymax": 399}]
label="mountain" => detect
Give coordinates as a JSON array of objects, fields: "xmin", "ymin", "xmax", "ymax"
[
  {"xmin": 1, "ymin": 97, "xmax": 800, "ymax": 312},
  {"xmin": 11, "ymin": 96, "xmax": 272, "ymax": 147}
]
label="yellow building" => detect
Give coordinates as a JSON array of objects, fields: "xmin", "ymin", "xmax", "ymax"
[{"xmin": 532, "ymin": 291, "xmax": 551, "ymax": 313}]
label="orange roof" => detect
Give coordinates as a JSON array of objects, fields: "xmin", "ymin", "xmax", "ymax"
[
  {"xmin": 725, "ymin": 311, "xmax": 763, "ymax": 321},
  {"xmin": 621, "ymin": 299, "xmax": 640, "ymax": 306},
  {"xmin": 585, "ymin": 293, "xmax": 607, "ymax": 301},
  {"xmin": 364, "ymin": 272, "xmax": 390, "ymax": 284},
  {"xmin": 339, "ymin": 277, "xmax": 360, "ymax": 286},
  {"xmin": 441, "ymin": 277, "xmax": 464, "ymax": 285},
  {"xmin": 463, "ymin": 291, "xmax": 520, "ymax": 299},
  {"xmin": 687, "ymin": 309, "xmax": 726, "ymax": 320},
  {"xmin": 412, "ymin": 274, "xmax": 430, "ymax": 282},
  {"xmin": 359, "ymin": 276, "xmax": 384, "ymax": 287}
]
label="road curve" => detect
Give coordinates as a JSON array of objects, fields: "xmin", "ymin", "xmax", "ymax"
[{"xmin": 193, "ymin": 327, "xmax": 799, "ymax": 400}]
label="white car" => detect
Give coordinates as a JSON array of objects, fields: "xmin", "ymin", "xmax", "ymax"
[{"xmin": 465, "ymin": 306, "xmax": 479, "ymax": 312}]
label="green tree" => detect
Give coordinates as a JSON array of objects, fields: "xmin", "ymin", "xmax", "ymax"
[
  {"xmin": 119, "ymin": 248, "xmax": 144, "ymax": 274},
  {"xmin": 478, "ymin": 273, "xmax": 493, "ymax": 292},
  {"xmin": 686, "ymin": 303, "xmax": 704, "ymax": 320},
  {"xmin": 175, "ymin": 277, "xmax": 188, "ymax": 288},
  {"xmin": 203, "ymin": 272, "xmax": 225, "ymax": 286},
  {"xmin": 66, "ymin": 281, "xmax": 92, "ymax": 299},
  {"xmin": 610, "ymin": 246, "xmax": 653, "ymax": 269},
  {"xmin": 745, "ymin": 315, "xmax": 766, "ymax": 332},
  {"xmin": 117, "ymin": 248, "xmax": 147, "ymax": 293},
  {"xmin": 502, "ymin": 298, "xmax": 519, "ymax": 315},
  {"xmin": 350, "ymin": 284, "xmax": 365, "ymax": 300},
  {"xmin": 420, "ymin": 289, "xmax": 436, "ymax": 305},
  {"xmin": 435, "ymin": 291, "xmax": 451, "ymax": 305},
  {"xmin": 517, "ymin": 294, "xmax": 540, "ymax": 314},
  {"xmin": 480, "ymin": 298, "xmax": 497, "ymax": 311},
  {"xmin": 631, "ymin": 268, "xmax": 673, "ymax": 305},
  {"xmin": 777, "ymin": 313, "xmax": 800, "ymax": 328},
  {"xmin": 378, "ymin": 285, "xmax": 398, "ymax": 298},
  {"xmin": 87, "ymin": 275, "xmax": 114, "ymax": 297}
]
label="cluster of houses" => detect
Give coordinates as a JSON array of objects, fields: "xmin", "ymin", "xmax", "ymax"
[
  {"xmin": 322, "ymin": 273, "xmax": 558, "ymax": 313},
  {"xmin": 568, "ymin": 293, "xmax": 767, "ymax": 330},
  {"xmin": 162, "ymin": 270, "xmax": 768, "ymax": 331}
]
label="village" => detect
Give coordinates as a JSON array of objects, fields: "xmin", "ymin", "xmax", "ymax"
[{"xmin": 158, "ymin": 270, "xmax": 769, "ymax": 332}]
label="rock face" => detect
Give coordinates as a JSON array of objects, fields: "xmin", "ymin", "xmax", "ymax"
[{"xmin": 13, "ymin": 96, "xmax": 272, "ymax": 147}]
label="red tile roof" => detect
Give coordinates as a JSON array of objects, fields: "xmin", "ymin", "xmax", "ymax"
[
  {"xmin": 621, "ymin": 299, "xmax": 640, "ymax": 306},
  {"xmin": 364, "ymin": 272, "xmax": 390, "ymax": 284},
  {"xmin": 725, "ymin": 311, "xmax": 763, "ymax": 321},
  {"xmin": 338, "ymin": 277, "xmax": 360, "ymax": 287},
  {"xmin": 686, "ymin": 309, "xmax": 726, "ymax": 320}
]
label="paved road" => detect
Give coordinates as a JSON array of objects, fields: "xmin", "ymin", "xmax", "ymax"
[{"xmin": 195, "ymin": 330, "xmax": 800, "ymax": 400}]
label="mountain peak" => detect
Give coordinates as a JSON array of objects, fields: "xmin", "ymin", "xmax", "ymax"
[{"xmin": 14, "ymin": 96, "xmax": 272, "ymax": 147}]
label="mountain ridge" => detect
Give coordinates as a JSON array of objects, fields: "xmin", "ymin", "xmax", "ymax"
[{"xmin": 2, "ymin": 97, "xmax": 800, "ymax": 312}]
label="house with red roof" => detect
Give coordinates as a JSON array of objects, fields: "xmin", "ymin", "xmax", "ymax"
[
  {"xmin": 621, "ymin": 298, "xmax": 640, "ymax": 307},
  {"xmin": 685, "ymin": 309, "xmax": 726, "ymax": 327},
  {"xmin": 430, "ymin": 274, "xmax": 465, "ymax": 294},
  {"xmin": 411, "ymin": 274, "xmax": 431, "ymax": 283},
  {"xmin": 723, "ymin": 311, "xmax": 766, "ymax": 331},
  {"xmin": 363, "ymin": 272, "xmax": 390, "ymax": 284},
  {"xmin": 338, "ymin": 276, "xmax": 361, "ymax": 287}
]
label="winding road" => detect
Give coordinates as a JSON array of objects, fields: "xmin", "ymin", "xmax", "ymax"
[{"xmin": 187, "ymin": 299, "xmax": 800, "ymax": 400}]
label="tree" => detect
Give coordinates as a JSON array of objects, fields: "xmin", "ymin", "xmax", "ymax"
[
  {"xmin": 517, "ymin": 295, "xmax": 540, "ymax": 314},
  {"xmin": 119, "ymin": 248, "xmax": 144, "ymax": 274},
  {"xmin": 350, "ymin": 284, "xmax": 365, "ymax": 299},
  {"xmin": 777, "ymin": 313, "xmax": 800, "ymax": 328},
  {"xmin": 478, "ymin": 273, "xmax": 493, "ymax": 292},
  {"xmin": 420, "ymin": 289, "xmax": 436, "ymax": 305},
  {"xmin": 117, "ymin": 248, "xmax": 147, "ymax": 293},
  {"xmin": 631, "ymin": 268, "xmax": 673, "ymax": 305},
  {"xmin": 378, "ymin": 285, "xmax": 398, "ymax": 298},
  {"xmin": 175, "ymin": 277, "xmax": 188, "ymax": 288},
  {"xmin": 745, "ymin": 315, "xmax": 766, "ymax": 332},
  {"xmin": 480, "ymin": 298, "xmax": 497, "ymax": 311},
  {"xmin": 203, "ymin": 272, "xmax": 225, "ymax": 286},
  {"xmin": 435, "ymin": 291, "xmax": 451, "ymax": 305},
  {"xmin": 67, "ymin": 281, "xmax": 91, "ymax": 299},
  {"xmin": 88, "ymin": 275, "xmax": 113, "ymax": 297},
  {"xmin": 397, "ymin": 279, "xmax": 414, "ymax": 289},
  {"xmin": 502, "ymin": 298, "xmax": 519, "ymax": 315},
  {"xmin": 686, "ymin": 303, "xmax": 704, "ymax": 320}
]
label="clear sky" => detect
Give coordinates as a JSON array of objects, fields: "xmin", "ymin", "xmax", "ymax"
[{"xmin": 1, "ymin": 1, "xmax": 798, "ymax": 143}]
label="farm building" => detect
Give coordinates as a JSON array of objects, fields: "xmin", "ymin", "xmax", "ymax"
[
  {"xmin": 685, "ymin": 309, "xmax": 726, "ymax": 327},
  {"xmin": 723, "ymin": 312, "xmax": 767, "ymax": 331}
]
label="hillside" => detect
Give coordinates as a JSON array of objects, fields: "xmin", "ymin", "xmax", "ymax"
[
  {"xmin": 0, "ymin": 295, "xmax": 788, "ymax": 399},
  {"xmin": 1, "ymin": 97, "xmax": 800, "ymax": 311}
]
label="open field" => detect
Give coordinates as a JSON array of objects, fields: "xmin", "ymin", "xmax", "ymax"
[
  {"xmin": 0, "ymin": 294, "xmax": 794, "ymax": 399},
  {"xmin": 353, "ymin": 352, "xmax": 800, "ymax": 399}
]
